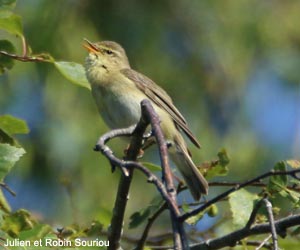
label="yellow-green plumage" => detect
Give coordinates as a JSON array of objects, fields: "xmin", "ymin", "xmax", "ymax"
[{"xmin": 84, "ymin": 39, "xmax": 208, "ymax": 200}]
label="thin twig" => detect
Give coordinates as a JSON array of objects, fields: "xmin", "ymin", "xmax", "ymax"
[
  {"xmin": 95, "ymin": 125, "xmax": 136, "ymax": 176},
  {"xmin": 246, "ymin": 195, "xmax": 266, "ymax": 228},
  {"xmin": 236, "ymin": 238, "xmax": 273, "ymax": 250},
  {"xmin": 136, "ymin": 184, "xmax": 185, "ymax": 250},
  {"xmin": 135, "ymin": 202, "xmax": 168, "ymax": 250},
  {"xmin": 255, "ymin": 235, "xmax": 272, "ymax": 250},
  {"xmin": 263, "ymin": 199, "xmax": 278, "ymax": 250},
  {"xmin": 96, "ymin": 145, "xmax": 179, "ymax": 218},
  {"xmin": 190, "ymin": 214, "xmax": 300, "ymax": 250},
  {"xmin": 209, "ymin": 181, "xmax": 300, "ymax": 193},
  {"xmin": 209, "ymin": 181, "xmax": 265, "ymax": 187},
  {"xmin": 180, "ymin": 169, "xmax": 300, "ymax": 222},
  {"xmin": 0, "ymin": 182, "xmax": 16, "ymax": 196},
  {"xmin": 0, "ymin": 50, "xmax": 53, "ymax": 62}
]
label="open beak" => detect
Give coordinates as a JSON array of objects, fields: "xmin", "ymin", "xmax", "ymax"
[{"xmin": 83, "ymin": 38, "xmax": 99, "ymax": 54}]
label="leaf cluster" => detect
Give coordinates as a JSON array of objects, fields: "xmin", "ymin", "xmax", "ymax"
[{"xmin": 1, "ymin": 1, "xmax": 300, "ymax": 249}]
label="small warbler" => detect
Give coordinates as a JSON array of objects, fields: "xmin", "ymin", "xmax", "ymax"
[{"xmin": 83, "ymin": 39, "xmax": 208, "ymax": 200}]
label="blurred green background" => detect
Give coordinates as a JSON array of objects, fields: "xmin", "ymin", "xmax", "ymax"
[{"xmin": 1, "ymin": 0, "xmax": 300, "ymax": 237}]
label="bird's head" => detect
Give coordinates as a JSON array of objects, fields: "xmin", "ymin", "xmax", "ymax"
[{"xmin": 83, "ymin": 39, "xmax": 130, "ymax": 78}]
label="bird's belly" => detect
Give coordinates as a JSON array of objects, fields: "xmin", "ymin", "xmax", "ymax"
[{"xmin": 92, "ymin": 85, "xmax": 144, "ymax": 129}]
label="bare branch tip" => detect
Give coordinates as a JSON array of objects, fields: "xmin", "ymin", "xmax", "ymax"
[{"xmin": 94, "ymin": 144, "xmax": 101, "ymax": 151}]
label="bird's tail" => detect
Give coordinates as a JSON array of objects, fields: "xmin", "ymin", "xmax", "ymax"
[{"xmin": 169, "ymin": 133, "xmax": 208, "ymax": 200}]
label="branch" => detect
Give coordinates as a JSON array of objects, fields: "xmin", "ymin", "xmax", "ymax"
[
  {"xmin": 0, "ymin": 34, "xmax": 53, "ymax": 63},
  {"xmin": 237, "ymin": 238, "xmax": 272, "ymax": 250},
  {"xmin": 263, "ymin": 199, "xmax": 278, "ymax": 250},
  {"xmin": 246, "ymin": 194, "xmax": 273, "ymax": 230},
  {"xmin": 95, "ymin": 112, "xmax": 148, "ymax": 250},
  {"xmin": 190, "ymin": 214, "xmax": 300, "ymax": 250},
  {"xmin": 135, "ymin": 202, "xmax": 168, "ymax": 250},
  {"xmin": 209, "ymin": 181, "xmax": 265, "ymax": 188},
  {"xmin": 0, "ymin": 182, "xmax": 16, "ymax": 197},
  {"xmin": 254, "ymin": 235, "xmax": 273, "ymax": 250},
  {"xmin": 245, "ymin": 195, "xmax": 278, "ymax": 249},
  {"xmin": 140, "ymin": 100, "xmax": 187, "ymax": 250},
  {"xmin": 136, "ymin": 182, "xmax": 191, "ymax": 250},
  {"xmin": 0, "ymin": 50, "xmax": 53, "ymax": 62},
  {"xmin": 96, "ymin": 141, "xmax": 179, "ymax": 219},
  {"xmin": 95, "ymin": 125, "xmax": 136, "ymax": 176},
  {"xmin": 95, "ymin": 100, "xmax": 187, "ymax": 250},
  {"xmin": 107, "ymin": 172, "xmax": 133, "ymax": 250},
  {"xmin": 180, "ymin": 169, "xmax": 300, "ymax": 222}
]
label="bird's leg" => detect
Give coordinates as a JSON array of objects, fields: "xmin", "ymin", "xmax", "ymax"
[
  {"xmin": 142, "ymin": 130, "xmax": 156, "ymax": 151},
  {"xmin": 123, "ymin": 145, "xmax": 144, "ymax": 158}
]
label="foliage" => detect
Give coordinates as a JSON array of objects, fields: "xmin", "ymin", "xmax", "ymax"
[
  {"xmin": 0, "ymin": 0, "xmax": 300, "ymax": 249},
  {"xmin": 0, "ymin": 40, "xmax": 14, "ymax": 73},
  {"xmin": 0, "ymin": 115, "xmax": 26, "ymax": 212},
  {"xmin": 54, "ymin": 62, "xmax": 90, "ymax": 90},
  {"xmin": 229, "ymin": 189, "xmax": 257, "ymax": 228}
]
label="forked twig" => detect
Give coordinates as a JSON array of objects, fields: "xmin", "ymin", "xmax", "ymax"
[{"xmin": 95, "ymin": 100, "xmax": 186, "ymax": 250}]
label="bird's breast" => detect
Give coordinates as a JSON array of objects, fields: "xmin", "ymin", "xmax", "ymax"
[{"xmin": 91, "ymin": 82, "xmax": 145, "ymax": 129}]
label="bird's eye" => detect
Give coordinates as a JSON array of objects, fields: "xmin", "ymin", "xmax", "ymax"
[{"xmin": 105, "ymin": 49, "xmax": 113, "ymax": 55}]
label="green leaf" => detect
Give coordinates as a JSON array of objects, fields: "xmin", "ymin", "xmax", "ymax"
[
  {"xmin": 129, "ymin": 196, "xmax": 163, "ymax": 229},
  {"xmin": 84, "ymin": 220, "xmax": 104, "ymax": 237},
  {"xmin": 54, "ymin": 61, "xmax": 91, "ymax": 90},
  {"xmin": 181, "ymin": 203, "xmax": 190, "ymax": 213},
  {"xmin": 184, "ymin": 204, "xmax": 218, "ymax": 225},
  {"xmin": 142, "ymin": 162, "xmax": 161, "ymax": 172},
  {"xmin": 0, "ymin": 143, "xmax": 25, "ymax": 181},
  {"xmin": 286, "ymin": 159, "xmax": 300, "ymax": 169},
  {"xmin": 291, "ymin": 226, "xmax": 300, "ymax": 236},
  {"xmin": 95, "ymin": 207, "xmax": 112, "ymax": 228},
  {"xmin": 19, "ymin": 223, "xmax": 52, "ymax": 241},
  {"xmin": 268, "ymin": 161, "xmax": 287, "ymax": 193},
  {"xmin": 218, "ymin": 148, "xmax": 230, "ymax": 166},
  {"xmin": 203, "ymin": 149, "xmax": 230, "ymax": 179},
  {"xmin": 271, "ymin": 185, "xmax": 300, "ymax": 207},
  {"xmin": 229, "ymin": 189, "xmax": 257, "ymax": 228},
  {"xmin": 1, "ymin": 209, "xmax": 35, "ymax": 237},
  {"xmin": 205, "ymin": 164, "xmax": 229, "ymax": 179},
  {"xmin": 267, "ymin": 161, "xmax": 300, "ymax": 206},
  {"xmin": 57, "ymin": 226, "xmax": 78, "ymax": 239},
  {"xmin": 0, "ymin": 10, "xmax": 23, "ymax": 36},
  {"xmin": 0, "ymin": 115, "xmax": 29, "ymax": 135},
  {"xmin": 185, "ymin": 209, "xmax": 205, "ymax": 225},
  {"xmin": 129, "ymin": 208, "xmax": 151, "ymax": 229},
  {"xmin": 0, "ymin": 0, "xmax": 16, "ymax": 10},
  {"xmin": 0, "ymin": 39, "xmax": 15, "ymax": 73},
  {"xmin": 0, "ymin": 115, "xmax": 27, "ymax": 145},
  {"xmin": 285, "ymin": 189, "xmax": 300, "ymax": 206},
  {"xmin": 0, "ymin": 128, "xmax": 15, "ymax": 145},
  {"xmin": 278, "ymin": 237, "xmax": 300, "ymax": 250}
]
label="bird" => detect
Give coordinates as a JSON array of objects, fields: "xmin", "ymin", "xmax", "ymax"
[{"xmin": 83, "ymin": 39, "xmax": 208, "ymax": 200}]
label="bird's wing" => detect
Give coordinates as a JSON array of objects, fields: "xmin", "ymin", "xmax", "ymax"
[{"xmin": 121, "ymin": 68, "xmax": 201, "ymax": 148}]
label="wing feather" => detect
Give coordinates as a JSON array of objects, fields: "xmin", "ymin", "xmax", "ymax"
[{"xmin": 121, "ymin": 68, "xmax": 201, "ymax": 148}]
